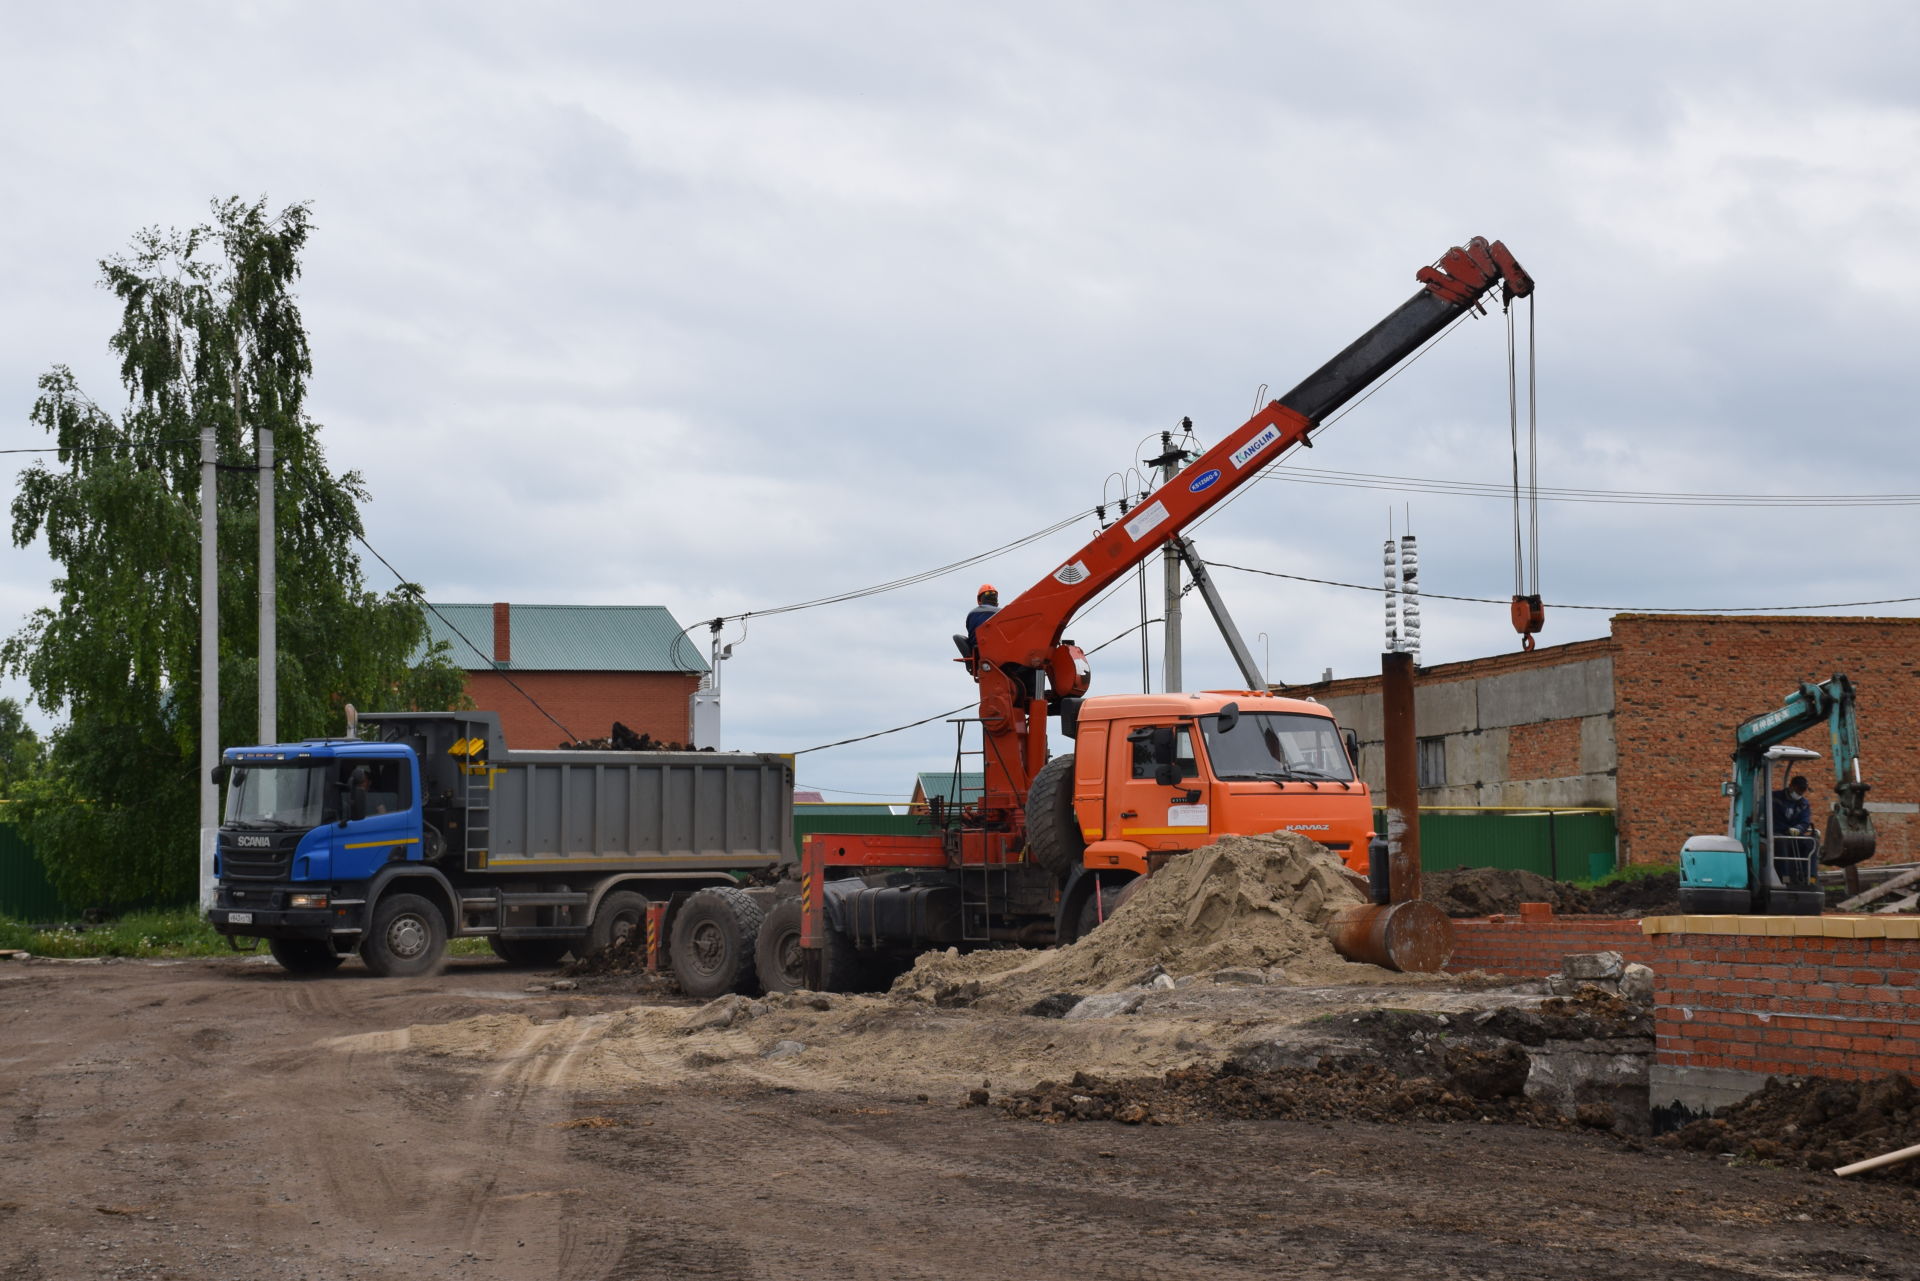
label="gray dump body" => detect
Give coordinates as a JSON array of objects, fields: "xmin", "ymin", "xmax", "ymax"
[{"xmin": 361, "ymin": 710, "xmax": 792, "ymax": 874}]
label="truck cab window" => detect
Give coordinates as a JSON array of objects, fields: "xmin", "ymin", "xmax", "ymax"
[
  {"xmin": 341, "ymin": 758, "xmax": 410, "ymax": 820},
  {"xmin": 1131, "ymin": 728, "xmax": 1198, "ymax": 780}
]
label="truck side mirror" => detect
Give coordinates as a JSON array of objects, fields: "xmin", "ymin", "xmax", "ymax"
[
  {"xmin": 1154, "ymin": 763, "xmax": 1179, "ymax": 786},
  {"xmin": 210, "ymin": 762, "xmax": 230, "ymax": 786},
  {"xmin": 1216, "ymin": 702, "xmax": 1240, "ymax": 734},
  {"xmin": 1344, "ymin": 730, "xmax": 1360, "ymax": 768}
]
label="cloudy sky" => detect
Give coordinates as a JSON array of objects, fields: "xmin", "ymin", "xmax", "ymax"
[{"xmin": 3, "ymin": 2, "xmax": 1917, "ymax": 798}]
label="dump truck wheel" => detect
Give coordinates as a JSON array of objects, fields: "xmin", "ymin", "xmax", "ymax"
[
  {"xmin": 359, "ymin": 893, "xmax": 447, "ymax": 978},
  {"xmin": 586, "ymin": 890, "xmax": 649, "ymax": 957},
  {"xmin": 816, "ymin": 924, "xmax": 883, "ymax": 994},
  {"xmin": 754, "ymin": 898, "xmax": 807, "ymax": 993},
  {"xmin": 488, "ymin": 937, "xmax": 572, "ymax": 967},
  {"xmin": 671, "ymin": 886, "xmax": 765, "ymax": 999},
  {"xmin": 269, "ymin": 938, "xmax": 343, "ymax": 975},
  {"xmin": 1025, "ymin": 754, "xmax": 1084, "ymax": 879},
  {"xmin": 1074, "ymin": 875, "xmax": 1136, "ymax": 939}
]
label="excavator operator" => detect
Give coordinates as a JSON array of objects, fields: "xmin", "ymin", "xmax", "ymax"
[{"xmin": 965, "ymin": 585, "xmax": 1000, "ymax": 651}]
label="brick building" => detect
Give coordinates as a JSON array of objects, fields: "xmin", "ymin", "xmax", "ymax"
[
  {"xmin": 1285, "ymin": 614, "xmax": 1920, "ymax": 866},
  {"xmin": 423, "ymin": 603, "xmax": 708, "ymax": 751}
]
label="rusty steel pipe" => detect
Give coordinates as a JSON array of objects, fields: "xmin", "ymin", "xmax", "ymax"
[
  {"xmin": 1327, "ymin": 899, "xmax": 1454, "ymax": 973},
  {"xmin": 1381, "ymin": 650, "xmax": 1420, "ymax": 903}
]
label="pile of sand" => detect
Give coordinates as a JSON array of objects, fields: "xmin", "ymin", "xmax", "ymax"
[{"xmin": 896, "ymin": 832, "xmax": 1384, "ymax": 1009}]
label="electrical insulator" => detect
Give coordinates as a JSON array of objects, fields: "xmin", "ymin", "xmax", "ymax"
[
  {"xmin": 1382, "ymin": 537, "xmax": 1400, "ymax": 652},
  {"xmin": 1399, "ymin": 533, "xmax": 1420, "ymax": 661}
]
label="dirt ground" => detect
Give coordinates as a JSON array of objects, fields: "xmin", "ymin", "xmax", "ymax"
[{"xmin": 3, "ymin": 956, "xmax": 1919, "ymax": 1280}]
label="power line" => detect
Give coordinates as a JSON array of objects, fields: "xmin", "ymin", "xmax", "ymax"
[
  {"xmin": 291, "ymin": 470, "xmax": 580, "ymax": 742},
  {"xmin": 789, "ymin": 614, "xmax": 1164, "ymax": 756},
  {"xmin": 1203, "ymin": 559, "xmax": 1920, "ymax": 614},
  {"xmin": 1265, "ymin": 466, "xmax": 1920, "ymax": 508}
]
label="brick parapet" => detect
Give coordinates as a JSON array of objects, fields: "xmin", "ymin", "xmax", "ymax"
[{"xmin": 1447, "ymin": 916, "xmax": 1920, "ymax": 1084}]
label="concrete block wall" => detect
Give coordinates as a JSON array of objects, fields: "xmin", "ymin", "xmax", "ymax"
[
  {"xmin": 1610, "ymin": 614, "xmax": 1920, "ymax": 864},
  {"xmin": 463, "ymin": 670, "xmax": 702, "ymax": 751},
  {"xmin": 1300, "ymin": 639, "xmax": 1618, "ymax": 811}
]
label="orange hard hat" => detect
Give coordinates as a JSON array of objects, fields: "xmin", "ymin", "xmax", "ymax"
[{"xmin": 977, "ymin": 584, "xmax": 997, "ymax": 597}]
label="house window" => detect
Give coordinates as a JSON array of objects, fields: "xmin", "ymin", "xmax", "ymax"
[{"xmin": 1416, "ymin": 737, "xmax": 1447, "ymax": 788}]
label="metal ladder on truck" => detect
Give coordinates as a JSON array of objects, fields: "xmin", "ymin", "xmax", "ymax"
[
  {"xmin": 945, "ymin": 717, "xmax": 996, "ymax": 945},
  {"xmin": 456, "ymin": 731, "xmax": 493, "ymax": 872}
]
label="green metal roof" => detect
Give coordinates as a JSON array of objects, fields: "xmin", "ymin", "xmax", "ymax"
[
  {"xmin": 914, "ymin": 770, "xmax": 983, "ymax": 804},
  {"xmin": 422, "ymin": 604, "xmax": 709, "ymax": 674}
]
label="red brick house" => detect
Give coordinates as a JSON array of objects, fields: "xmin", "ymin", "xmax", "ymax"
[
  {"xmin": 1283, "ymin": 614, "xmax": 1920, "ymax": 866},
  {"xmin": 423, "ymin": 603, "xmax": 708, "ymax": 751}
]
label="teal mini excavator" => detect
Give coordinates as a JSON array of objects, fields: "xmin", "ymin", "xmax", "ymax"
[{"xmin": 1678, "ymin": 674, "xmax": 1877, "ymax": 916}]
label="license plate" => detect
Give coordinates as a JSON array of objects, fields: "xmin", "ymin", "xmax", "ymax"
[{"xmin": 228, "ymin": 911, "xmax": 253, "ymax": 925}]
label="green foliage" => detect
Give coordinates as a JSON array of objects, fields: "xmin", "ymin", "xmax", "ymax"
[
  {"xmin": 5, "ymin": 197, "xmax": 467, "ymax": 908},
  {"xmin": 0, "ymin": 908, "xmax": 231, "ymax": 957},
  {"xmin": 0, "ymin": 699, "xmax": 42, "ymax": 797}
]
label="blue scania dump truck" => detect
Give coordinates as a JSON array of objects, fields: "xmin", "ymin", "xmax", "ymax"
[{"xmin": 208, "ymin": 710, "xmax": 794, "ymax": 982}]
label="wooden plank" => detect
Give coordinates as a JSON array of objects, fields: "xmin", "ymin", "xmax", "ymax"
[
  {"xmin": 1839, "ymin": 865, "xmax": 1920, "ymax": 911},
  {"xmin": 1874, "ymin": 892, "xmax": 1920, "ymax": 915}
]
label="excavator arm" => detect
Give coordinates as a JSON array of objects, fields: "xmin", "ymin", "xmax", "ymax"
[
  {"xmin": 969, "ymin": 237, "xmax": 1533, "ymax": 813},
  {"xmin": 1732, "ymin": 674, "xmax": 1875, "ymax": 869}
]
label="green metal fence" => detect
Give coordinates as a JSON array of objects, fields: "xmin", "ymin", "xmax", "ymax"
[
  {"xmin": 1393, "ymin": 808, "xmax": 1617, "ymax": 881},
  {"xmin": 792, "ymin": 805, "xmax": 931, "ymax": 858},
  {"xmin": 0, "ymin": 821, "xmax": 76, "ymax": 922}
]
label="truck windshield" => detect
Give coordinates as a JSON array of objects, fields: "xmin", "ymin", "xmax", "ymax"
[
  {"xmin": 225, "ymin": 763, "xmax": 330, "ymax": 829},
  {"xmin": 1203, "ymin": 712, "xmax": 1354, "ymax": 783}
]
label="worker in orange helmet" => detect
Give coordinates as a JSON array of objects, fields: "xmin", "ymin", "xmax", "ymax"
[{"xmin": 965, "ymin": 584, "xmax": 1000, "ymax": 650}]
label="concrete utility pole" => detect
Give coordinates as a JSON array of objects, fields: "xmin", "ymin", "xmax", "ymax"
[
  {"xmin": 257, "ymin": 414, "xmax": 275, "ymax": 746},
  {"xmin": 1149, "ymin": 423, "xmax": 1194, "ymax": 693},
  {"xmin": 199, "ymin": 424, "xmax": 219, "ymax": 914}
]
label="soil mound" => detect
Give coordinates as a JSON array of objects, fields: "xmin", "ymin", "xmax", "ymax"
[
  {"xmin": 896, "ymin": 832, "xmax": 1383, "ymax": 1008},
  {"xmin": 1586, "ymin": 871, "xmax": 1681, "ymax": 918},
  {"xmin": 1659, "ymin": 1073, "xmax": 1920, "ymax": 1184},
  {"xmin": 1423, "ymin": 866, "xmax": 1592, "ymax": 918}
]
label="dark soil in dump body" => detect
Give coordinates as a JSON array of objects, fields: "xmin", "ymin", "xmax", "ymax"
[
  {"xmin": 1423, "ymin": 865, "xmax": 1683, "ymax": 918},
  {"xmin": 1661, "ymin": 1072, "xmax": 1920, "ymax": 1185},
  {"xmin": 995, "ymin": 990, "xmax": 1650, "ymax": 1131}
]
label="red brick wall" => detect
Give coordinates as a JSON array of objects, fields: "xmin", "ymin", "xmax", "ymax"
[
  {"xmin": 1611, "ymin": 615, "xmax": 1920, "ymax": 865},
  {"xmin": 1507, "ymin": 717, "xmax": 1583, "ymax": 780},
  {"xmin": 1446, "ymin": 917, "xmax": 1661, "ymax": 977},
  {"xmin": 1447, "ymin": 918, "xmax": 1920, "ymax": 1082},
  {"xmin": 462, "ymin": 670, "xmax": 701, "ymax": 751},
  {"xmin": 1651, "ymin": 933, "xmax": 1920, "ymax": 1081}
]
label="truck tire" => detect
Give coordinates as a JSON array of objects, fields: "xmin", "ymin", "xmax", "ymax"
[
  {"xmin": 756, "ymin": 897, "xmax": 888, "ymax": 994},
  {"xmin": 585, "ymin": 890, "xmax": 649, "ymax": 957},
  {"xmin": 269, "ymin": 938, "xmax": 344, "ymax": 975},
  {"xmin": 754, "ymin": 898, "xmax": 807, "ymax": 993},
  {"xmin": 1075, "ymin": 874, "xmax": 1137, "ymax": 939},
  {"xmin": 1025, "ymin": 754, "xmax": 1084, "ymax": 880},
  {"xmin": 359, "ymin": 893, "xmax": 448, "ymax": 978},
  {"xmin": 670, "ymin": 886, "xmax": 764, "ymax": 999},
  {"xmin": 488, "ymin": 937, "xmax": 572, "ymax": 968}
]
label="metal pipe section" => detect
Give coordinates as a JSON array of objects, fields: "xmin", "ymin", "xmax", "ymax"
[
  {"xmin": 1381, "ymin": 649, "xmax": 1420, "ymax": 903},
  {"xmin": 1327, "ymin": 900, "xmax": 1453, "ymax": 973}
]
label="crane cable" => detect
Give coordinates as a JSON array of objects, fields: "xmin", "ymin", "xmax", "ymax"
[{"xmin": 1507, "ymin": 292, "xmax": 1544, "ymax": 648}]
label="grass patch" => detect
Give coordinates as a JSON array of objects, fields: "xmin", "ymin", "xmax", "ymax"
[
  {"xmin": 1567, "ymin": 861, "xmax": 1675, "ymax": 891},
  {"xmin": 0, "ymin": 908, "xmax": 230, "ymax": 958}
]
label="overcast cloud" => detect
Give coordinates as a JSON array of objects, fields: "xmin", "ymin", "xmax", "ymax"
[{"xmin": 3, "ymin": 2, "xmax": 1917, "ymax": 797}]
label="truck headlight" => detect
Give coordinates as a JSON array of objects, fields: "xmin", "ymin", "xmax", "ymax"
[{"xmin": 290, "ymin": 893, "xmax": 330, "ymax": 909}]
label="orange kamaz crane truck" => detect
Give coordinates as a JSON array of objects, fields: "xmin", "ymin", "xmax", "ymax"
[{"xmin": 751, "ymin": 238, "xmax": 1534, "ymax": 994}]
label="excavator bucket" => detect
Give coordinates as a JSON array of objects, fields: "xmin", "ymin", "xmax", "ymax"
[{"xmin": 1823, "ymin": 782, "xmax": 1877, "ymax": 868}]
